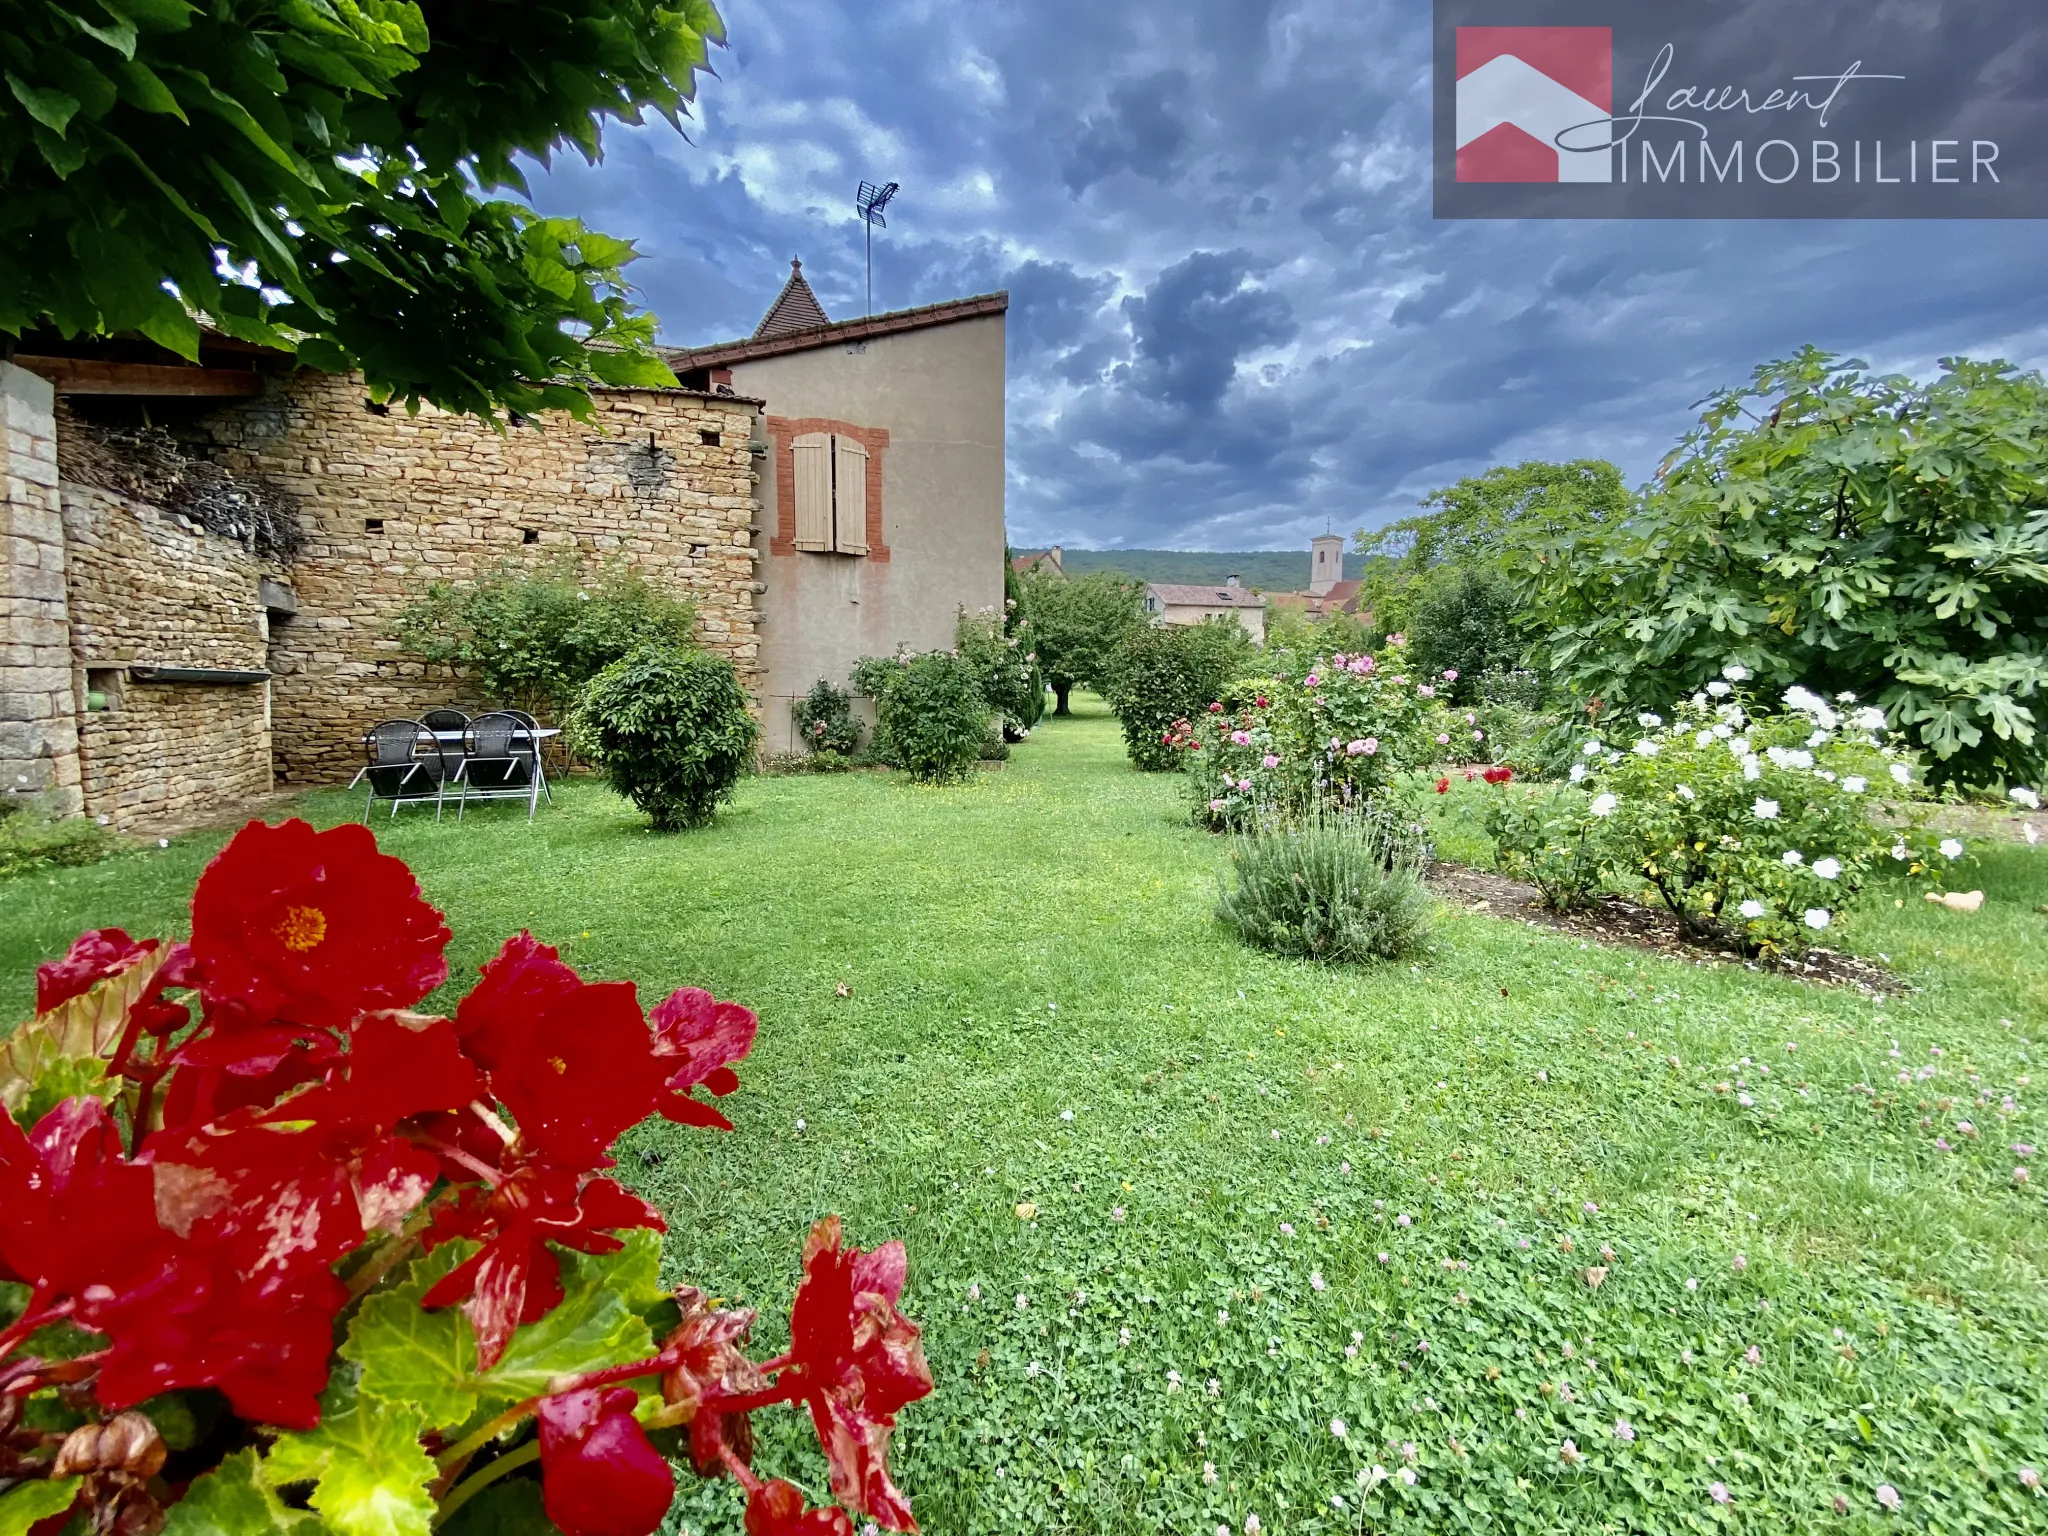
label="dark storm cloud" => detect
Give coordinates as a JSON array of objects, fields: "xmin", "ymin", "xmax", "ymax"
[{"xmin": 524, "ymin": 0, "xmax": 2048, "ymax": 552}]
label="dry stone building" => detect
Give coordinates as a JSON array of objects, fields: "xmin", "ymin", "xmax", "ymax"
[{"xmin": 0, "ymin": 266, "xmax": 1007, "ymax": 828}]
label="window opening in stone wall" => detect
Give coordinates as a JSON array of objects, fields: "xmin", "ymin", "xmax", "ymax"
[
  {"xmin": 84, "ymin": 668, "xmax": 123, "ymax": 713},
  {"xmin": 521, "ymin": 527, "xmax": 540, "ymax": 545},
  {"xmin": 700, "ymin": 429, "xmax": 721, "ymax": 446},
  {"xmin": 364, "ymin": 518, "xmax": 384, "ymax": 532}
]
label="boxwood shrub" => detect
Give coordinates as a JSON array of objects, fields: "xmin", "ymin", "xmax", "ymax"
[{"xmin": 571, "ymin": 645, "xmax": 758, "ymax": 830}]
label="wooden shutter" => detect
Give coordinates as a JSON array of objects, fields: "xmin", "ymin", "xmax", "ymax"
[
  {"xmin": 832, "ymin": 434, "xmax": 869, "ymax": 555},
  {"xmin": 792, "ymin": 433, "xmax": 832, "ymax": 551}
]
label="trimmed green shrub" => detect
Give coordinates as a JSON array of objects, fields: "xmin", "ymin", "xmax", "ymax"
[
  {"xmin": 792, "ymin": 678, "xmax": 863, "ymax": 756},
  {"xmin": 1104, "ymin": 620, "xmax": 1255, "ymax": 771},
  {"xmin": 396, "ymin": 562, "xmax": 696, "ymax": 720},
  {"xmin": 1217, "ymin": 809, "xmax": 1433, "ymax": 965},
  {"xmin": 877, "ymin": 652, "xmax": 988, "ymax": 785},
  {"xmin": 570, "ymin": 645, "xmax": 758, "ymax": 830},
  {"xmin": 0, "ymin": 798, "xmax": 115, "ymax": 879}
]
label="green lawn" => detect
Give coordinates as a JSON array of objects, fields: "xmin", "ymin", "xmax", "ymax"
[{"xmin": 5, "ymin": 702, "xmax": 2048, "ymax": 1534}]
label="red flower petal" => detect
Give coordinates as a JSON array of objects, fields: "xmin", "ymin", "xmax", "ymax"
[
  {"xmin": 537, "ymin": 1388, "xmax": 675, "ymax": 1536},
  {"xmin": 744, "ymin": 1480, "xmax": 854, "ymax": 1536},
  {"xmin": 455, "ymin": 933, "xmax": 582, "ymax": 1072},
  {"xmin": 34, "ymin": 929, "xmax": 157, "ymax": 1014},
  {"xmin": 190, "ymin": 820, "xmax": 450, "ymax": 1030},
  {"xmin": 487, "ymin": 981, "xmax": 661, "ymax": 1170}
]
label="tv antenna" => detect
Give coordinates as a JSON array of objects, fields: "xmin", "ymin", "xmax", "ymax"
[{"xmin": 856, "ymin": 179, "xmax": 898, "ymax": 315}]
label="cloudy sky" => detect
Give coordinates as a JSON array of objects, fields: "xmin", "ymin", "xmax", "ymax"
[{"xmin": 529, "ymin": 0, "xmax": 2048, "ymax": 552}]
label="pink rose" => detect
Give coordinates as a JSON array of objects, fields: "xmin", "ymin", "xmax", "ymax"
[
  {"xmin": 1443, "ymin": 669, "xmax": 1458, "ymax": 682},
  {"xmin": 1262, "ymin": 754, "xmax": 1280, "ymax": 768}
]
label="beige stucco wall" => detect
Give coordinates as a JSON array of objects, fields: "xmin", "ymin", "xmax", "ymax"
[{"xmin": 729, "ymin": 313, "xmax": 1005, "ymax": 754}]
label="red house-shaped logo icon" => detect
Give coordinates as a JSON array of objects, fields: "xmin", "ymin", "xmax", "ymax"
[{"xmin": 1455, "ymin": 27, "xmax": 1613, "ymax": 183}]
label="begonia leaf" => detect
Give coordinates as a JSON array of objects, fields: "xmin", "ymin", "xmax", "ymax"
[
  {"xmin": 0, "ymin": 941, "xmax": 171, "ymax": 1119},
  {"xmin": 163, "ymin": 1449, "xmax": 320, "ymax": 1536},
  {"xmin": 481, "ymin": 1230, "xmax": 664, "ymax": 1404},
  {"xmin": 0, "ymin": 1477, "xmax": 82, "ymax": 1536},
  {"xmin": 343, "ymin": 1240, "xmax": 482, "ymax": 1430},
  {"xmin": 261, "ymin": 1372, "xmax": 435, "ymax": 1536}
]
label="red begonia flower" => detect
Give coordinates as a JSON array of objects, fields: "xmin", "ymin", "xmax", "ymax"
[
  {"xmin": 87, "ymin": 1244, "xmax": 345, "ymax": 1428},
  {"xmin": 190, "ymin": 819, "xmax": 451, "ymax": 1030},
  {"xmin": 487, "ymin": 979, "xmax": 664, "ymax": 1169},
  {"xmin": 454, "ymin": 932, "xmax": 582, "ymax": 1072},
  {"xmin": 0, "ymin": 1098, "xmax": 161, "ymax": 1295},
  {"xmin": 420, "ymin": 1165, "xmax": 665, "ymax": 1369},
  {"xmin": 34, "ymin": 929, "xmax": 157, "ymax": 1014},
  {"xmin": 0, "ymin": 1099, "xmax": 343, "ymax": 1427},
  {"xmin": 659, "ymin": 1288, "xmax": 764, "ymax": 1476},
  {"xmin": 784, "ymin": 1217, "xmax": 932, "ymax": 1531},
  {"xmin": 158, "ymin": 1025, "xmax": 340, "ymax": 1130},
  {"xmin": 650, "ymin": 987, "xmax": 757, "ymax": 1129},
  {"xmin": 744, "ymin": 1481, "xmax": 854, "ymax": 1536},
  {"xmin": 537, "ymin": 1387, "xmax": 676, "ymax": 1536},
  {"xmin": 262, "ymin": 1011, "xmax": 481, "ymax": 1135}
]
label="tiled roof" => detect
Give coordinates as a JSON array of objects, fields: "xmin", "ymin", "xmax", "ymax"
[
  {"xmin": 664, "ymin": 291, "xmax": 1009, "ymax": 372},
  {"xmin": 1147, "ymin": 581, "xmax": 1265, "ymax": 609},
  {"xmin": 753, "ymin": 259, "xmax": 831, "ymax": 339}
]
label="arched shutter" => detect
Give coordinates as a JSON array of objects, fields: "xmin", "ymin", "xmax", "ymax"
[
  {"xmin": 792, "ymin": 432, "xmax": 832, "ymax": 551},
  {"xmin": 832, "ymin": 435, "xmax": 869, "ymax": 554}
]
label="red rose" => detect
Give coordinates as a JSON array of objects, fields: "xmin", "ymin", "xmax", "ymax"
[
  {"xmin": 191, "ymin": 821, "xmax": 450, "ymax": 1030},
  {"xmin": 538, "ymin": 1387, "xmax": 676, "ymax": 1536},
  {"xmin": 1434, "ymin": 776, "xmax": 1450, "ymax": 794}
]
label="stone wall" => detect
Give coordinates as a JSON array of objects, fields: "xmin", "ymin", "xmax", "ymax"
[
  {"xmin": 53, "ymin": 453, "xmax": 275, "ymax": 830},
  {"xmin": 195, "ymin": 372, "xmax": 764, "ymax": 784},
  {"xmin": 0, "ymin": 361, "xmax": 82, "ymax": 815}
]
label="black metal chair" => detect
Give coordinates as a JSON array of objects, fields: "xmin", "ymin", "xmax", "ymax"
[
  {"xmin": 353, "ymin": 720, "xmax": 446, "ymax": 822},
  {"xmin": 502, "ymin": 710, "xmax": 554, "ymax": 803},
  {"xmin": 455, "ymin": 712, "xmax": 542, "ymax": 820},
  {"xmin": 421, "ymin": 708, "xmax": 469, "ymax": 734}
]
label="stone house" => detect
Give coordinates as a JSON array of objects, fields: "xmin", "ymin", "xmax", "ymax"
[
  {"xmin": 1143, "ymin": 578, "xmax": 1267, "ymax": 643},
  {"xmin": 0, "ymin": 263, "xmax": 1007, "ymax": 828}
]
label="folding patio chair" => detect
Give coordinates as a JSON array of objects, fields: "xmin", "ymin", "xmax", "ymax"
[
  {"xmin": 503, "ymin": 709, "xmax": 554, "ymax": 803},
  {"xmin": 455, "ymin": 712, "xmax": 543, "ymax": 820},
  {"xmin": 353, "ymin": 719, "xmax": 447, "ymax": 822}
]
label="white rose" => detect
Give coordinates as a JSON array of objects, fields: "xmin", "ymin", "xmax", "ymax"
[
  {"xmin": 1738, "ymin": 899, "xmax": 1766, "ymax": 920},
  {"xmin": 1940, "ymin": 838, "xmax": 1963, "ymax": 860},
  {"xmin": 1782, "ymin": 849, "xmax": 1804, "ymax": 867},
  {"xmin": 1696, "ymin": 730, "xmax": 1716, "ymax": 748},
  {"xmin": 1813, "ymin": 857, "xmax": 1841, "ymax": 880},
  {"xmin": 1569, "ymin": 763, "xmax": 1588, "ymax": 783},
  {"xmin": 1743, "ymin": 760, "xmax": 1762, "ymax": 781},
  {"xmin": 1852, "ymin": 707, "xmax": 1887, "ymax": 732},
  {"xmin": 1707, "ymin": 681, "xmax": 1732, "ymax": 698},
  {"xmin": 1842, "ymin": 776, "xmax": 1867, "ymax": 794},
  {"xmin": 1722, "ymin": 663, "xmax": 1750, "ymax": 682},
  {"xmin": 1634, "ymin": 739, "xmax": 1660, "ymax": 757},
  {"xmin": 1590, "ymin": 793, "xmax": 1618, "ymax": 818},
  {"xmin": 1638, "ymin": 712, "xmax": 1664, "ymax": 728},
  {"xmin": 1677, "ymin": 784, "xmax": 1696, "ymax": 801},
  {"xmin": 1890, "ymin": 763, "xmax": 1912, "ymax": 786},
  {"xmin": 2011, "ymin": 787, "xmax": 2042, "ymax": 810},
  {"xmin": 1752, "ymin": 798, "xmax": 1780, "ymax": 820},
  {"xmin": 1583, "ymin": 740, "xmax": 1603, "ymax": 756},
  {"xmin": 1804, "ymin": 908, "xmax": 1832, "ymax": 931},
  {"xmin": 1891, "ymin": 842, "xmax": 1908, "ymax": 861}
]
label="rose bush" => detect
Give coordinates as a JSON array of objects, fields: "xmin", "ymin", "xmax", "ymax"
[
  {"xmin": 1491, "ymin": 672, "xmax": 1962, "ymax": 951},
  {"xmin": 0, "ymin": 819, "xmax": 930, "ymax": 1536},
  {"xmin": 1178, "ymin": 639, "xmax": 1476, "ymax": 829}
]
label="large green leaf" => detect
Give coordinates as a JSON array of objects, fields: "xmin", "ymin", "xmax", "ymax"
[
  {"xmin": 346, "ymin": 1229, "xmax": 667, "ymax": 1432},
  {"xmin": 0, "ymin": 1479, "xmax": 82, "ymax": 1536},
  {"xmin": 343, "ymin": 1241, "xmax": 481, "ymax": 1429},
  {"xmin": 261, "ymin": 1373, "xmax": 435, "ymax": 1536},
  {"xmin": 481, "ymin": 1229, "xmax": 666, "ymax": 1403},
  {"xmin": 164, "ymin": 1450, "xmax": 320, "ymax": 1536}
]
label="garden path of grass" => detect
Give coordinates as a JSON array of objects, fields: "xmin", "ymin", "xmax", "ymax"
[{"xmin": 4, "ymin": 700, "xmax": 2048, "ymax": 1534}]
